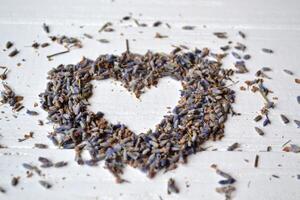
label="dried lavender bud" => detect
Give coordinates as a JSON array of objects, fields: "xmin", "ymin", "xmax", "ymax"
[
  {"xmin": 83, "ymin": 33, "xmax": 93, "ymax": 39},
  {"xmin": 38, "ymin": 157, "xmax": 53, "ymax": 168},
  {"xmin": 227, "ymin": 143, "xmax": 239, "ymax": 151},
  {"xmin": 32, "ymin": 42, "xmax": 39, "ymax": 49},
  {"xmin": 238, "ymin": 31, "xmax": 246, "ymax": 39},
  {"xmin": 155, "ymin": 33, "xmax": 168, "ymax": 39},
  {"xmin": 182, "ymin": 25, "xmax": 195, "ymax": 30},
  {"xmin": 22, "ymin": 163, "xmax": 34, "ymax": 170},
  {"xmin": 6, "ymin": 41, "xmax": 13, "ymax": 49},
  {"xmin": 11, "ymin": 177, "xmax": 19, "ymax": 186},
  {"xmin": 283, "ymin": 69, "xmax": 293, "ymax": 75},
  {"xmin": 153, "ymin": 21, "xmax": 162, "ymax": 27},
  {"xmin": 213, "ymin": 32, "xmax": 228, "ymax": 39},
  {"xmin": 39, "ymin": 180, "xmax": 52, "ymax": 189},
  {"xmin": 220, "ymin": 45, "xmax": 230, "ymax": 51},
  {"xmin": 243, "ymin": 54, "xmax": 251, "ymax": 60},
  {"xmin": 262, "ymin": 48, "xmax": 273, "ymax": 54},
  {"xmin": 122, "ymin": 16, "xmax": 131, "ymax": 20},
  {"xmin": 231, "ymin": 52, "xmax": 241, "ymax": 59},
  {"xmin": 0, "ymin": 68, "xmax": 8, "ymax": 80},
  {"xmin": 98, "ymin": 39, "xmax": 110, "ymax": 43},
  {"xmin": 216, "ymin": 185, "xmax": 235, "ymax": 199},
  {"xmin": 255, "ymin": 127, "xmax": 264, "ymax": 136},
  {"xmin": 280, "ymin": 114, "xmax": 289, "ymax": 124},
  {"xmin": 263, "ymin": 117, "xmax": 271, "ymax": 126},
  {"xmin": 8, "ymin": 49, "xmax": 19, "ymax": 57},
  {"xmin": 0, "ymin": 186, "xmax": 6, "ymax": 193},
  {"xmin": 234, "ymin": 42, "xmax": 246, "ymax": 51},
  {"xmin": 41, "ymin": 43, "xmax": 50, "ymax": 48},
  {"xmin": 254, "ymin": 115, "xmax": 262, "ymax": 122},
  {"xmin": 219, "ymin": 178, "xmax": 236, "ymax": 185},
  {"xmin": 26, "ymin": 109, "xmax": 39, "ymax": 116},
  {"xmin": 272, "ymin": 175, "xmax": 280, "ymax": 179},
  {"xmin": 261, "ymin": 67, "xmax": 272, "ymax": 72},
  {"xmin": 294, "ymin": 120, "xmax": 300, "ymax": 128},
  {"xmin": 167, "ymin": 178, "xmax": 180, "ymax": 194},
  {"xmin": 254, "ymin": 154, "xmax": 259, "ymax": 168},
  {"xmin": 34, "ymin": 143, "xmax": 48, "ymax": 149},
  {"xmin": 38, "ymin": 157, "xmax": 51, "ymax": 163},
  {"xmin": 54, "ymin": 161, "xmax": 68, "ymax": 168},
  {"xmin": 42, "ymin": 23, "xmax": 50, "ymax": 33}
]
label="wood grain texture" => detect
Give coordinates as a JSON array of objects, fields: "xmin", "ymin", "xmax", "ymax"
[{"xmin": 0, "ymin": 0, "xmax": 300, "ymax": 199}]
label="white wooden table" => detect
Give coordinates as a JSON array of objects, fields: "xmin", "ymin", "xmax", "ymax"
[{"xmin": 0, "ymin": 0, "xmax": 300, "ymax": 199}]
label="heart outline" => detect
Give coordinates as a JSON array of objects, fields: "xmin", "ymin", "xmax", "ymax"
[{"xmin": 40, "ymin": 48, "xmax": 235, "ymax": 182}]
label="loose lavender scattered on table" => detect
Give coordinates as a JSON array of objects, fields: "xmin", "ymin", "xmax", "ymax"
[{"xmin": 212, "ymin": 164, "xmax": 236, "ymax": 200}]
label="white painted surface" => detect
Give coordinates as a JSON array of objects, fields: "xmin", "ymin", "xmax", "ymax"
[
  {"xmin": 89, "ymin": 78, "xmax": 182, "ymax": 134},
  {"xmin": 0, "ymin": 0, "xmax": 300, "ymax": 199}
]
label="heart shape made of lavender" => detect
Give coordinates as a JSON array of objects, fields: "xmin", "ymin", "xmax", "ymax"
[{"xmin": 39, "ymin": 47, "xmax": 235, "ymax": 182}]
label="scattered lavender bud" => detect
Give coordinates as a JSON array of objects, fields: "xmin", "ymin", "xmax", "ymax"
[
  {"xmin": 227, "ymin": 143, "xmax": 239, "ymax": 151},
  {"xmin": 182, "ymin": 25, "xmax": 195, "ymax": 30},
  {"xmin": 280, "ymin": 114, "xmax": 289, "ymax": 124},
  {"xmin": 213, "ymin": 32, "xmax": 228, "ymax": 39},
  {"xmin": 254, "ymin": 115, "xmax": 262, "ymax": 122},
  {"xmin": 42, "ymin": 23, "xmax": 50, "ymax": 33},
  {"xmin": 283, "ymin": 69, "xmax": 293, "ymax": 75},
  {"xmin": 238, "ymin": 31, "xmax": 246, "ymax": 39},
  {"xmin": 262, "ymin": 48, "xmax": 273, "ymax": 54},
  {"xmin": 11, "ymin": 177, "xmax": 20, "ymax": 186},
  {"xmin": 167, "ymin": 178, "xmax": 180, "ymax": 194},
  {"xmin": 8, "ymin": 49, "xmax": 19, "ymax": 57},
  {"xmin": 255, "ymin": 127, "xmax": 264, "ymax": 136},
  {"xmin": 54, "ymin": 161, "xmax": 68, "ymax": 168},
  {"xmin": 294, "ymin": 120, "xmax": 300, "ymax": 128},
  {"xmin": 39, "ymin": 180, "xmax": 52, "ymax": 189},
  {"xmin": 6, "ymin": 41, "xmax": 13, "ymax": 49},
  {"xmin": 0, "ymin": 186, "xmax": 6, "ymax": 193},
  {"xmin": 26, "ymin": 109, "xmax": 39, "ymax": 116},
  {"xmin": 34, "ymin": 143, "xmax": 48, "ymax": 149}
]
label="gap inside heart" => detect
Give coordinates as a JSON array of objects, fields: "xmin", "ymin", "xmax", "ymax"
[{"xmin": 88, "ymin": 77, "xmax": 182, "ymax": 134}]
